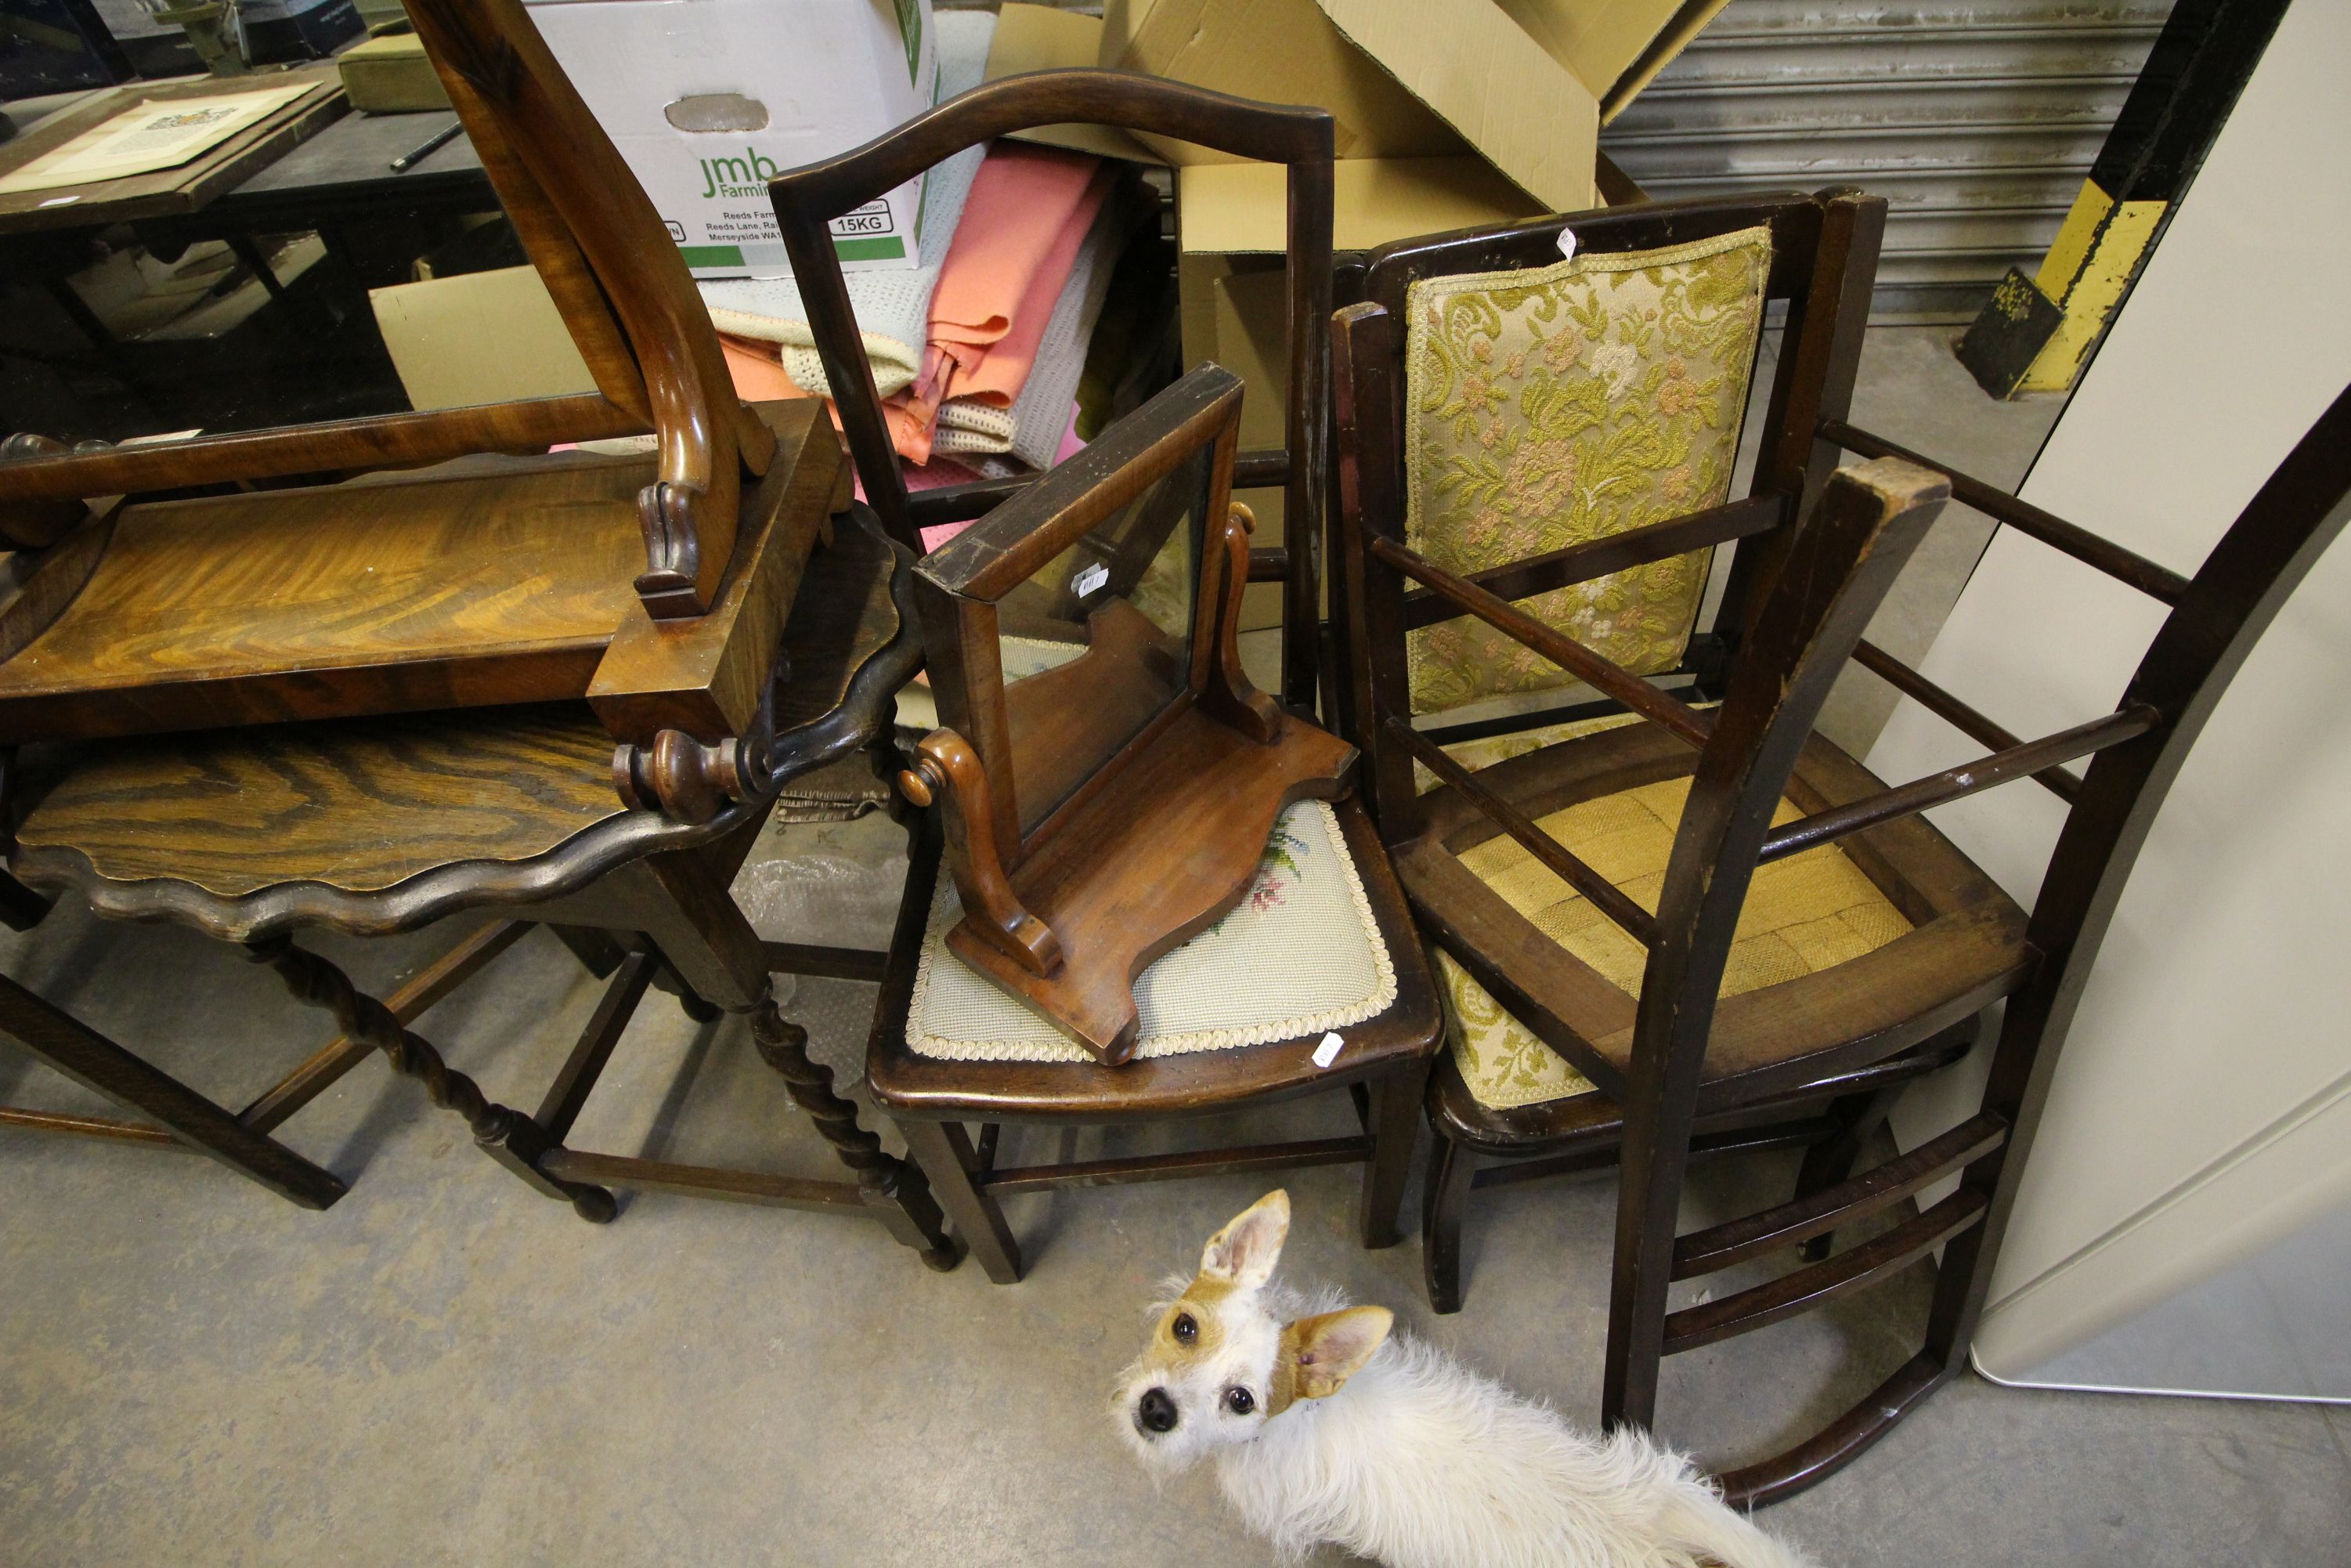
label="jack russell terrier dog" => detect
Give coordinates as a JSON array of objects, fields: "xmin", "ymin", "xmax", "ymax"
[{"xmin": 1114, "ymin": 1191, "xmax": 1815, "ymax": 1568}]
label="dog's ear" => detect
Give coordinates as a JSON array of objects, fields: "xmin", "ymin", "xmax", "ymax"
[
  {"xmin": 1200, "ymin": 1190, "xmax": 1290, "ymax": 1287},
  {"xmin": 1284, "ymin": 1306, "xmax": 1392, "ymax": 1400}
]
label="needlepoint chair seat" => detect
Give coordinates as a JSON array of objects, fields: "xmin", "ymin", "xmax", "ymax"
[
  {"xmin": 869, "ymin": 793, "xmax": 1439, "ymax": 1123},
  {"xmin": 1401, "ymin": 717, "xmax": 2031, "ymax": 1125},
  {"xmin": 902, "ymin": 800, "xmax": 1393, "ymax": 1065}
]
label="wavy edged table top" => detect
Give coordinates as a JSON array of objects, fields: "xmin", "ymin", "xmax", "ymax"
[{"xmin": 9, "ymin": 507, "xmax": 916, "ymax": 941}]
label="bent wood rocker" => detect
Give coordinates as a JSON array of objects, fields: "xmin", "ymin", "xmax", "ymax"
[
  {"xmin": 0, "ymin": 0, "xmax": 818, "ymax": 826},
  {"xmin": 1334, "ymin": 190, "xmax": 2351, "ymax": 1499}
]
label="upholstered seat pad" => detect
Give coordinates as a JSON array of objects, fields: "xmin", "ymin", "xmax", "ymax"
[
  {"xmin": 1438, "ymin": 777, "xmax": 1917, "ymax": 1111},
  {"xmin": 907, "ymin": 800, "xmax": 1396, "ymax": 1062}
]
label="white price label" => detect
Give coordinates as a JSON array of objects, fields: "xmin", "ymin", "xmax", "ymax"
[
  {"xmin": 1311, "ymin": 1032, "xmax": 1344, "ymax": 1068},
  {"xmin": 1072, "ymin": 562, "xmax": 1110, "ymax": 598}
]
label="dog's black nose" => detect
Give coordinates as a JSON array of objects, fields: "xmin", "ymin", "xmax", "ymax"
[{"xmin": 1137, "ymin": 1387, "xmax": 1178, "ymax": 1433}]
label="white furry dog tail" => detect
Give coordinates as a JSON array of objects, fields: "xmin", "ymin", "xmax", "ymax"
[{"xmin": 1653, "ymin": 1487, "xmax": 1816, "ymax": 1568}]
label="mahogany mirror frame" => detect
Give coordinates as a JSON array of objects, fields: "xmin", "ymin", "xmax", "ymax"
[
  {"xmin": 915, "ymin": 367, "xmax": 1243, "ymax": 862},
  {"xmin": 897, "ymin": 365, "xmax": 1354, "ymax": 1061}
]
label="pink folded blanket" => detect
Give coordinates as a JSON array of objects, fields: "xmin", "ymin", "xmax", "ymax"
[{"xmin": 718, "ymin": 142, "xmax": 1107, "ymax": 468}]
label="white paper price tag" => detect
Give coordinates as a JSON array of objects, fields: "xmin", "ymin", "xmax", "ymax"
[
  {"xmin": 1556, "ymin": 227, "xmax": 1578, "ymax": 261},
  {"xmin": 1072, "ymin": 562, "xmax": 1109, "ymax": 598},
  {"xmin": 1311, "ymin": 1032, "xmax": 1344, "ymax": 1068}
]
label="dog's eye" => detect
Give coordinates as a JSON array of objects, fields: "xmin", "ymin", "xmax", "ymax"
[
  {"xmin": 1223, "ymin": 1386, "xmax": 1255, "ymax": 1416},
  {"xmin": 1172, "ymin": 1313, "xmax": 1197, "ymax": 1345}
]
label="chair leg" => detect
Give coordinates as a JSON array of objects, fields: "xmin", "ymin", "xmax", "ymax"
[
  {"xmin": 1357, "ymin": 1064, "xmax": 1425, "ymax": 1249},
  {"xmin": 1791, "ymin": 1084, "xmax": 1904, "ymax": 1262},
  {"xmin": 651, "ymin": 959, "xmax": 723, "ymax": 1023},
  {"xmin": 242, "ymin": 934, "xmax": 616, "ymax": 1222},
  {"xmin": 897, "ymin": 1118, "xmax": 1022, "ymax": 1284},
  {"xmin": 748, "ymin": 995, "xmax": 959, "ymax": 1270},
  {"xmin": 0, "ymin": 973, "xmax": 348, "ymax": 1209},
  {"xmin": 1602, "ymin": 1092, "xmax": 1702, "ymax": 1433},
  {"xmin": 1422, "ymin": 1127, "xmax": 1475, "ymax": 1314},
  {"xmin": 547, "ymin": 923, "xmax": 627, "ymax": 979}
]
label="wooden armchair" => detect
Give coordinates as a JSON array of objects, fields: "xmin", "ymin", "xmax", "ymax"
[
  {"xmin": 1334, "ymin": 180, "xmax": 2351, "ymax": 1499},
  {"xmin": 0, "ymin": 0, "xmax": 822, "ymax": 823}
]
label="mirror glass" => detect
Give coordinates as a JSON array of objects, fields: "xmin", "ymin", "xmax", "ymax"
[{"xmin": 997, "ymin": 442, "xmax": 1211, "ymax": 836}]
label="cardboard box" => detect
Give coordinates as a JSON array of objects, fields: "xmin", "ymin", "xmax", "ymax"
[
  {"xmin": 985, "ymin": 0, "xmax": 1724, "ymax": 626},
  {"xmin": 338, "ymin": 33, "xmax": 450, "ymax": 114},
  {"xmin": 521, "ymin": 0, "xmax": 938, "ymax": 279},
  {"xmin": 370, "ymin": 266, "xmax": 598, "ymax": 412}
]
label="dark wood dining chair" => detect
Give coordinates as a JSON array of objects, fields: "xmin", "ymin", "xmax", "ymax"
[
  {"xmin": 1336, "ymin": 184, "xmax": 2351, "ymax": 1498},
  {"xmin": 767, "ymin": 67, "xmax": 1334, "ymax": 715},
  {"xmin": 865, "ymin": 367, "xmax": 1440, "ymax": 1284}
]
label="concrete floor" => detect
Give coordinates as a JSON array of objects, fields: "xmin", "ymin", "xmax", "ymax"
[{"xmin": 3, "ymin": 331, "xmax": 2346, "ymax": 1567}]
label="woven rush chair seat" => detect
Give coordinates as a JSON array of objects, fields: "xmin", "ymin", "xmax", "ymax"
[
  {"xmin": 1436, "ymin": 776, "xmax": 1915, "ymax": 1114},
  {"xmin": 1404, "ymin": 716, "xmax": 2031, "ymax": 1153}
]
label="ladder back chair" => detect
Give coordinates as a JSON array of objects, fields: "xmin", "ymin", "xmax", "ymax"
[
  {"xmin": 1334, "ymin": 190, "xmax": 1981, "ymax": 1296},
  {"xmin": 866, "ymin": 366, "xmax": 1440, "ymax": 1284},
  {"xmin": 1338, "ymin": 182, "xmax": 2351, "ymax": 1497},
  {"xmin": 767, "ymin": 68, "xmax": 1334, "ymax": 715}
]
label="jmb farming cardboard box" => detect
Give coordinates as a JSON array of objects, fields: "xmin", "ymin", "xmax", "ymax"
[
  {"xmin": 987, "ymin": 0, "xmax": 1727, "ymax": 627},
  {"xmin": 523, "ymin": 0, "xmax": 938, "ymax": 279}
]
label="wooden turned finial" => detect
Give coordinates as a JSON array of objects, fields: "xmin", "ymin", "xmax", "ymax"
[
  {"xmin": 612, "ymin": 729, "xmax": 746, "ymax": 823},
  {"xmin": 897, "ymin": 755, "xmax": 944, "ymax": 809}
]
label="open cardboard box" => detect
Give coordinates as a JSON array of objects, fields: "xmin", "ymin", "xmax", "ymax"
[{"xmin": 984, "ymin": 0, "xmax": 1726, "ymax": 625}]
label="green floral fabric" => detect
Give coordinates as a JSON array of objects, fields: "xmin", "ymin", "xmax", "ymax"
[{"xmin": 1403, "ymin": 227, "xmax": 1773, "ymax": 716}]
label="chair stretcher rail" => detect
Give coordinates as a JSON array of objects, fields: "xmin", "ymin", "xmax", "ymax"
[
  {"xmin": 1757, "ymin": 706, "xmax": 2160, "ymax": 863},
  {"xmin": 1670, "ymin": 1112, "xmax": 2009, "ymax": 1278},
  {"xmin": 1396, "ymin": 495, "xmax": 1785, "ymax": 633},
  {"xmin": 1369, "ymin": 535, "xmax": 1714, "ymax": 748},
  {"xmin": 1823, "ymin": 418, "xmax": 2191, "ymax": 605},
  {"xmin": 1387, "ymin": 717, "xmax": 1656, "ymax": 945},
  {"xmin": 1662, "ymin": 1189, "xmax": 1989, "ymax": 1354}
]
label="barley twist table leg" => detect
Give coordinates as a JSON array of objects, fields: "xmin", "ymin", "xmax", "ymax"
[
  {"xmin": 748, "ymin": 988, "xmax": 960, "ymax": 1270},
  {"xmin": 244, "ymin": 934, "xmax": 617, "ymax": 1223}
]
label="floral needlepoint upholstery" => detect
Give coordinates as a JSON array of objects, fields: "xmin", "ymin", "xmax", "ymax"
[
  {"xmin": 1403, "ymin": 226, "xmax": 1774, "ymax": 716},
  {"xmin": 909, "ymin": 801, "xmax": 1395, "ymax": 1062},
  {"xmin": 1441, "ymin": 777, "xmax": 1914, "ymax": 1111}
]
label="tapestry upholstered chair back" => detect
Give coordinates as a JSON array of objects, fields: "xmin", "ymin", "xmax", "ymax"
[{"xmin": 1399, "ymin": 228, "xmax": 1773, "ymax": 717}]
